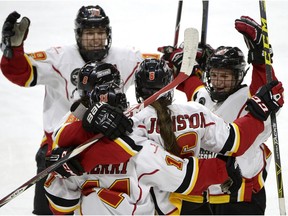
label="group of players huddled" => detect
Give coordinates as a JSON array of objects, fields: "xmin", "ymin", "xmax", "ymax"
[{"xmin": 0, "ymin": 4, "xmax": 284, "ymax": 215}]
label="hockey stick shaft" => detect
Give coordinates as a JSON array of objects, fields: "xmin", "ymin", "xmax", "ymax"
[
  {"xmin": 173, "ymin": 0, "xmax": 183, "ymax": 48},
  {"xmin": 259, "ymin": 1, "xmax": 286, "ymax": 215},
  {"xmin": 201, "ymin": 0, "xmax": 209, "ymax": 45},
  {"xmin": 0, "ymin": 27, "xmax": 199, "ymax": 208}
]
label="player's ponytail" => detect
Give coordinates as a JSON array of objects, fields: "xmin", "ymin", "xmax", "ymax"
[{"xmin": 151, "ymin": 98, "xmax": 180, "ymax": 156}]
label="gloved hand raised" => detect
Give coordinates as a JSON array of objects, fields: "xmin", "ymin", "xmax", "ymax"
[
  {"xmin": 45, "ymin": 147, "xmax": 85, "ymax": 178},
  {"xmin": 158, "ymin": 43, "xmax": 213, "ymax": 78},
  {"xmin": 157, "ymin": 45, "xmax": 183, "ymax": 75},
  {"xmin": 82, "ymin": 102, "xmax": 133, "ymax": 140},
  {"xmin": 247, "ymin": 80, "xmax": 284, "ymax": 121},
  {"xmin": 217, "ymin": 155, "xmax": 242, "ymax": 194},
  {"xmin": 1, "ymin": 11, "xmax": 30, "ymax": 58},
  {"xmin": 235, "ymin": 16, "xmax": 272, "ymax": 64},
  {"xmin": 196, "ymin": 43, "xmax": 214, "ymax": 71}
]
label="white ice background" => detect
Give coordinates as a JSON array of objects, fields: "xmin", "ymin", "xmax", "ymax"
[{"xmin": 0, "ymin": 0, "xmax": 287, "ymax": 215}]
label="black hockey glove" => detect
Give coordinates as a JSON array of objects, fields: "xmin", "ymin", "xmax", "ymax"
[
  {"xmin": 1, "ymin": 11, "xmax": 30, "ymax": 59},
  {"xmin": 235, "ymin": 16, "xmax": 273, "ymax": 64},
  {"xmin": 196, "ymin": 43, "xmax": 214, "ymax": 71},
  {"xmin": 247, "ymin": 80, "xmax": 284, "ymax": 121},
  {"xmin": 45, "ymin": 147, "xmax": 85, "ymax": 178},
  {"xmin": 82, "ymin": 102, "xmax": 133, "ymax": 140},
  {"xmin": 218, "ymin": 155, "xmax": 242, "ymax": 194}
]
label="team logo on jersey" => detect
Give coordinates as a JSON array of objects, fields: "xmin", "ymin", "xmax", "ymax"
[
  {"xmin": 27, "ymin": 51, "xmax": 47, "ymax": 60},
  {"xmin": 149, "ymin": 71, "xmax": 155, "ymax": 81},
  {"xmin": 70, "ymin": 68, "xmax": 80, "ymax": 86}
]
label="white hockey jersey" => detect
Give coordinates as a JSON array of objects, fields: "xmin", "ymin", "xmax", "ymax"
[
  {"xmin": 45, "ymin": 136, "xmax": 235, "ymax": 215},
  {"xmin": 176, "ymin": 63, "xmax": 277, "ymax": 203},
  {"xmin": 45, "ymin": 99, "xmax": 265, "ymax": 214},
  {"xmin": 1, "ymin": 44, "xmax": 143, "ymax": 150},
  {"xmin": 194, "ymin": 85, "xmax": 272, "ymax": 202}
]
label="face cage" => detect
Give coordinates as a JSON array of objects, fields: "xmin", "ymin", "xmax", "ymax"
[
  {"xmin": 76, "ymin": 27, "xmax": 112, "ymax": 61},
  {"xmin": 203, "ymin": 69, "xmax": 245, "ymax": 103}
]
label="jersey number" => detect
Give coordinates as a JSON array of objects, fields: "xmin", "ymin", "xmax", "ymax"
[{"xmin": 81, "ymin": 178, "xmax": 130, "ymax": 208}]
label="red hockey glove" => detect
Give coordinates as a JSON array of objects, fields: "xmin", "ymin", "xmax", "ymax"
[
  {"xmin": 235, "ymin": 16, "xmax": 273, "ymax": 64},
  {"xmin": 1, "ymin": 11, "xmax": 30, "ymax": 58},
  {"xmin": 246, "ymin": 80, "xmax": 284, "ymax": 121},
  {"xmin": 82, "ymin": 102, "xmax": 133, "ymax": 140},
  {"xmin": 158, "ymin": 43, "xmax": 213, "ymax": 79},
  {"xmin": 45, "ymin": 147, "xmax": 85, "ymax": 178}
]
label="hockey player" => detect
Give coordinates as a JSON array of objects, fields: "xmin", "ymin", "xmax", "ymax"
[
  {"xmin": 46, "ymin": 58, "xmax": 283, "ymax": 214},
  {"xmin": 0, "ymin": 5, "xmax": 142, "ymax": 215},
  {"xmin": 158, "ymin": 16, "xmax": 281, "ymax": 214},
  {"xmin": 44, "ymin": 59, "xmax": 243, "ymax": 215}
]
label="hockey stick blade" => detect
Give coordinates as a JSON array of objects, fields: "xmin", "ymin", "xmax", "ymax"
[{"xmin": 0, "ymin": 27, "xmax": 199, "ymax": 208}]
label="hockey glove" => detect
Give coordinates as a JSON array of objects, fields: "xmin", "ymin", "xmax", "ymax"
[
  {"xmin": 45, "ymin": 147, "xmax": 85, "ymax": 178},
  {"xmin": 196, "ymin": 43, "xmax": 214, "ymax": 71},
  {"xmin": 218, "ymin": 155, "xmax": 242, "ymax": 194},
  {"xmin": 1, "ymin": 11, "xmax": 30, "ymax": 59},
  {"xmin": 235, "ymin": 16, "xmax": 273, "ymax": 64},
  {"xmin": 158, "ymin": 43, "xmax": 214, "ymax": 78},
  {"xmin": 82, "ymin": 102, "xmax": 133, "ymax": 140},
  {"xmin": 247, "ymin": 80, "xmax": 284, "ymax": 121},
  {"xmin": 158, "ymin": 45, "xmax": 183, "ymax": 76}
]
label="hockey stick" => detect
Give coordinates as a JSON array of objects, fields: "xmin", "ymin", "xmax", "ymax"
[
  {"xmin": 259, "ymin": 1, "xmax": 286, "ymax": 215},
  {"xmin": 201, "ymin": 0, "xmax": 209, "ymax": 45},
  {"xmin": 173, "ymin": 0, "xmax": 183, "ymax": 48},
  {"xmin": 0, "ymin": 27, "xmax": 199, "ymax": 208}
]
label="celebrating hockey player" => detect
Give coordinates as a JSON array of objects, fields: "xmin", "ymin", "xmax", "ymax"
[
  {"xmin": 44, "ymin": 59, "xmax": 242, "ymax": 215},
  {"xmin": 0, "ymin": 5, "xmax": 142, "ymax": 215},
  {"xmin": 45, "ymin": 57, "xmax": 283, "ymax": 214},
  {"xmin": 159, "ymin": 16, "xmax": 282, "ymax": 215}
]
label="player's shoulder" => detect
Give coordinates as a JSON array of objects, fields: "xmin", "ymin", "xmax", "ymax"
[
  {"xmin": 108, "ymin": 45, "xmax": 143, "ymax": 60},
  {"xmin": 131, "ymin": 105, "xmax": 155, "ymax": 122},
  {"xmin": 45, "ymin": 44, "xmax": 78, "ymax": 55},
  {"xmin": 171, "ymin": 101, "xmax": 207, "ymax": 111}
]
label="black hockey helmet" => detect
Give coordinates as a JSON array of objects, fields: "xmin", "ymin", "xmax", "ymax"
[
  {"xmin": 135, "ymin": 58, "xmax": 173, "ymax": 103},
  {"xmin": 203, "ymin": 46, "xmax": 248, "ymax": 102},
  {"xmin": 75, "ymin": 5, "xmax": 112, "ymax": 62},
  {"xmin": 77, "ymin": 61, "xmax": 128, "ymax": 111}
]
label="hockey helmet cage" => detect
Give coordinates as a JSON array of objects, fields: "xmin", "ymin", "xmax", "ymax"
[
  {"xmin": 77, "ymin": 61, "xmax": 128, "ymax": 111},
  {"xmin": 75, "ymin": 5, "xmax": 112, "ymax": 62},
  {"xmin": 203, "ymin": 46, "xmax": 248, "ymax": 102},
  {"xmin": 135, "ymin": 58, "xmax": 173, "ymax": 103}
]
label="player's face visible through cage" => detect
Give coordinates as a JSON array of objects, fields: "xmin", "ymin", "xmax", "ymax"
[
  {"xmin": 81, "ymin": 28, "xmax": 108, "ymax": 51},
  {"xmin": 209, "ymin": 68, "xmax": 236, "ymax": 94}
]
